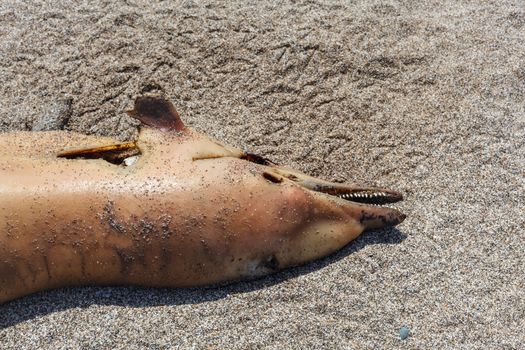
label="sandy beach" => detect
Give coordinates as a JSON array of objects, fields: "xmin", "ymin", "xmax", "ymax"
[{"xmin": 1, "ymin": 0, "xmax": 524, "ymax": 348}]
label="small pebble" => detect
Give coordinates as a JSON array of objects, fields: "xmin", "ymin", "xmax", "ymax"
[{"xmin": 400, "ymin": 326, "xmax": 410, "ymax": 340}]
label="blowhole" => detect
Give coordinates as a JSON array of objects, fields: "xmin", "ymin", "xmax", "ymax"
[{"xmin": 241, "ymin": 152, "xmax": 275, "ymax": 166}]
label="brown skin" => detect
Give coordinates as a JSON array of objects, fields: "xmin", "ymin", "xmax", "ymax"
[{"xmin": 0, "ymin": 97, "xmax": 405, "ymax": 304}]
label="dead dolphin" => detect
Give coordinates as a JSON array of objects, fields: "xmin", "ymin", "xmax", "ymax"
[{"xmin": 0, "ymin": 96, "xmax": 405, "ymax": 304}]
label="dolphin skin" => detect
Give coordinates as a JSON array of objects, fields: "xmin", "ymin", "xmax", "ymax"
[{"xmin": 0, "ymin": 96, "xmax": 405, "ymax": 304}]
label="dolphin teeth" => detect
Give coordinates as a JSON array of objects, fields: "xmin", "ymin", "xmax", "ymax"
[{"xmin": 334, "ymin": 191, "xmax": 398, "ymax": 209}]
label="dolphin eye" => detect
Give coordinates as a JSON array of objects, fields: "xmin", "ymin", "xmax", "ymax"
[
  {"xmin": 262, "ymin": 172, "xmax": 282, "ymax": 184},
  {"xmin": 240, "ymin": 152, "xmax": 275, "ymax": 166}
]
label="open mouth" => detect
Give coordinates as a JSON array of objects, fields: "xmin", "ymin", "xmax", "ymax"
[{"xmin": 260, "ymin": 164, "xmax": 406, "ymax": 228}]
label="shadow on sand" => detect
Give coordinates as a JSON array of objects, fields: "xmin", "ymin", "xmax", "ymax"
[{"xmin": 0, "ymin": 227, "xmax": 406, "ymax": 328}]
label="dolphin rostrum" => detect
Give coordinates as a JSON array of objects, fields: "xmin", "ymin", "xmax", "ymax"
[{"xmin": 0, "ymin": 96, "xmax": 405, "ymax": 304}]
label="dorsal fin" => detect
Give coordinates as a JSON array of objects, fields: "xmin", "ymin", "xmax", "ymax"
[{"xmin": 127, "ymin": 96, "xmax": 185, "ymax": 131}]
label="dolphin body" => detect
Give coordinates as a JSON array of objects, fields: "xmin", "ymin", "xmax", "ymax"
[{"xmin": 0, "ymin": 96, "xmax": 405, "ymax": 304}]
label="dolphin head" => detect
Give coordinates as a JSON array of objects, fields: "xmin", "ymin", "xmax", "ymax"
[{"xmin": 207, "ymin": 150, "xmax": 407, "ymax": 273}]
